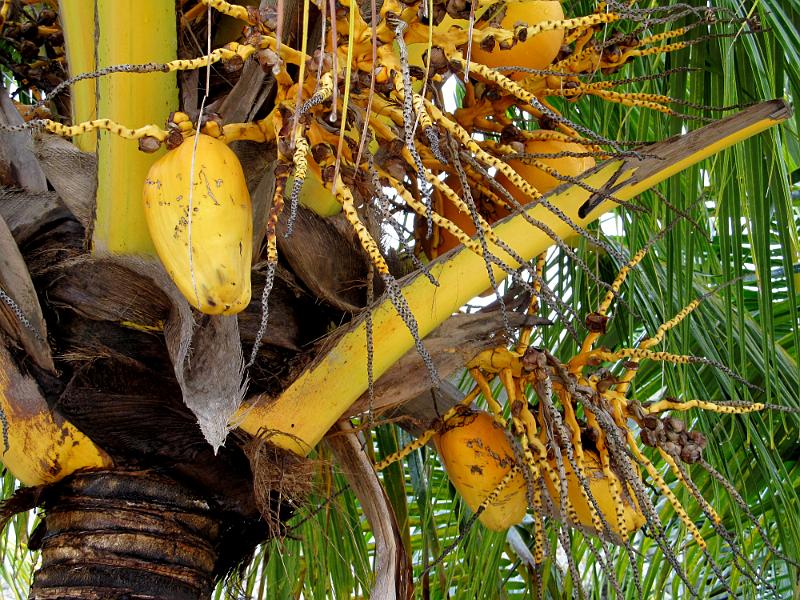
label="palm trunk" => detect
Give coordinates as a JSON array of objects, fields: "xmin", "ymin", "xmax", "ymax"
[{"xmin": 28, "ymin": 470, "xmax": 226, "ymax": 600}]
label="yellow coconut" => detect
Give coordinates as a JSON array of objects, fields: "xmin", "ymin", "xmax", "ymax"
[
  {"xmin": 543, "ymin": 450, "xmax": 646, "ymax": 541},
  {"xmin": 497, "ymin": 139, "xmax": 596, "ymax": 203},
  {"xmin": 434, "ymin": 410, "xmax": 527, "ymax": 531},
  {"xmin": 142, "ymin": 134, "xmax": 253, "ymax": 315},
  {"xmin": 469, "ymin": 1, "xmax": 565, "ymax": 79}
]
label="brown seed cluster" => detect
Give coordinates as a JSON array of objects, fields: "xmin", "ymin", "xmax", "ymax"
[
  {"xmin": 1, "ymin": 6, "xmax": 65, "ymax": 96},
  {"xmin": 640, "ymin": 413, "xmax": 707, "ymax": 464}
]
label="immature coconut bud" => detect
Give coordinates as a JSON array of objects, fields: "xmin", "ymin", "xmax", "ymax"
[
  {"xmin": 666, "ymin": 417, "xmax": 685, "ymax": 433},
  {"xmin": 138, "ymin": 136, "xmax": 162, "ymax": 154},
  {"xmin": 680, "ymin": 445, "xmax": 702, "ymax": 464}
]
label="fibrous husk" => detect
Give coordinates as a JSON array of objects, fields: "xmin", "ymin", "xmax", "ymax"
[
  {"xmin": 243, "ymin": 433, "xmax": 315, "ymax": 538},
  {"xmin": 107, "ymin": 256, "xmax": 247, "ymax": 453},
  {"xmin": 0, "ymin": 188, "xmax": 68, "ymax": 246},
  {"xmin": 0, "ymin": 213, "xmax": 54, "ymax": 372},
  {"xmin": 47, "ymin": 256, "xmax": 170, "ymax": 329},
  {"xmin": 32, "ymin": 133, "xmax": 97, "ymax": 228}
]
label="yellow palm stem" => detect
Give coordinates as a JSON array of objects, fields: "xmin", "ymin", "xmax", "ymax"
[
  {"xmin": 58, "ymin": 0, "xmax": 96, "ymax": 151},
  {"xmin": 91, "ymin": 0, "xmax": 179, "ymax": 256}
]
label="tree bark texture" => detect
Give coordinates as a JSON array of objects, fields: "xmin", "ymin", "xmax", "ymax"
[{"xmin": 28, "ymin": 470, "xmax": 233, "ymax": 600}]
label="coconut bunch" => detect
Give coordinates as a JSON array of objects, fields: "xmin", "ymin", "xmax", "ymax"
[
  {"xmin": 0, "ymin": 0, "xmax": 64, "ymax": 119},
  {"xmin": 3, "ymin": 0, "xmax": 759, "ymax": 334},
  {"xmin": 376, "ymin": 244, "xmax": 797, "ymax": 597}
]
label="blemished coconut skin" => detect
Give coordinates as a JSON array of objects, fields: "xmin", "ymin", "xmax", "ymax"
[
  {"xmin": 143, "ymin": 134, "xmax": 253, "ymax": 315},
  {"xmin": 434, "ymin": 410, "xmax": 528, "ymax": 531}
]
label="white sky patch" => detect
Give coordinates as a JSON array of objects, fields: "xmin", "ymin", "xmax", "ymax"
[
  {"xmin": 600, "ymin": 212, "xmax": 624, "ymax": 237},
  {"xmin": 442, "ymin": 75, "xmax": 458, "ymax": 113}
]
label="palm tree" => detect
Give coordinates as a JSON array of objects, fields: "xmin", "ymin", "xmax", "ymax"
[{"xmin": 0, "ymin": 0, "xmax": 797, "ymax": 598}]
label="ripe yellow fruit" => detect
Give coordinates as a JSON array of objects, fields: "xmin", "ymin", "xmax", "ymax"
[
  {"xmin": 469, "ymin": 1, "xmax": 565, "ymax": 79},
  {"xmin": 143, "ymin": 134, "xmax": 253, "ymax": 315},
  {"xmin": 434, "ymin": 410, "xmax": 527, "ymax": 531},
  {"xmin": 543, "ymin": 450, "xmax": 645, "ymax": 541},
  {"xmin": 497, "ymin": 139, "xmax": 596, "ymax": 203}
]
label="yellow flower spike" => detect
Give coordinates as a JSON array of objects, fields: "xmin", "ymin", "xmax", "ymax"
[
  {"xmin": 200, "ymin": 0, "xmax": 252, "ymax": 23},
  {"xmin": 624, "ymin": 41, "xmax": 693, "ymax": 61},
  {"xmin": 471, "ymin": 12, "xmax": 621, "ymax": 48},
  {"xmin": 515, "ymin": 253, "xmax": 546, "ymax": 354},
  {"xmin": 572, "ymin": 245, "xmax": 649, "ymax": 366},
  {"xmin": 33, "ymin": 118, "xmax": 170, "ymax": 142},
  {"xmin": 336, "ymin": 181, "xmax": 391, "ymax": 276},
  {"xmin": 658, "ymin": 448, "xmax": 724, "ymax": 527},
  {"xmin": 220, "ymin": 120, "xmax": 273, "ymax": 144},
  {"xmin": 645, "ymin": 399, "xmax": 766, "ymax": 416},
  {"xmin": 640, "ymin": 299, "xmax": 704, "ymax": 350},
  {"xmin": 627, "ymin": 433, "xmax": 707, "ymax": 549},
  {"xmin": 469, "ymin": 368, "xmax": 505, "ymax": 417},
  {"xmin": 524, "ymin": 423, "xmax": 582, "ymax": 527},
  {"xmin": 545, "ymin": 87, "xmax": 675, "ymax": 116},
  {"xmin": 284, "ymin": 128, "xmax": 342, "ymax": 218}
]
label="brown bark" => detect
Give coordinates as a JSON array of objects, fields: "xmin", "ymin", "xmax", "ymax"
[{"xmin": 28, "ymin": 470, "xmax": 241, "ymax": 600}]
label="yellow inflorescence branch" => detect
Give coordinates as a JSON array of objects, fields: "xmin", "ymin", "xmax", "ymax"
[
  {"xmin": 336, "ymin": 182, "xmax": 391, "ymax": 276},
  {"xmin": 166, "ymin": 42, "xmax": 261, "ymax": 71},
  {"xmin": 200, "ymin": 0, "xmax": 251, "ymax": 23},
  {"xmin": 37, "ymin": 118, "xmax": 169, "ymax": 141},
  {"xmin": 472, "ymin": 13, "xmax": 622, "ymax": 46},
  {"xmin": 645, "ymin": 399, "xmax": 766, "ymax": 415}
]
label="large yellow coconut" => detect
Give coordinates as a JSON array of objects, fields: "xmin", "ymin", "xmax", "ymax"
[
  {"xmin": 434, "ymin": 410, "xmax": 527, "ymax": 531},
  {"xmin": 469, "ymin": 1, "xmax": 565, "ymax": 79},
  {"xmin": 143, "ymin": 134, "xmax": 253, "ymax": 315},
  {"xmin": 543, "ymin": 450, "xmax": 646, "ymax": 541}
]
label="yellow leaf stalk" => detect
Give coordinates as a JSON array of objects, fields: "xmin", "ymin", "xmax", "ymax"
[
  {"xmin": 58, "ymin": 0, "xmax": 96, "ymax": 152},
  {"xmin": 0, "ymin": 345, "xmax": 112, "ymax": 486}
]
